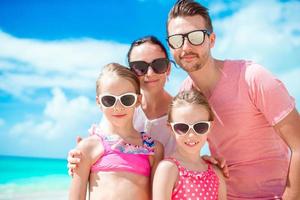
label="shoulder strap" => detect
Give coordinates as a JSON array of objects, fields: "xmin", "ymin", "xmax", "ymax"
[{"xmin": 141, "ymin": 132, "xmax": 155, "ymax": 149}]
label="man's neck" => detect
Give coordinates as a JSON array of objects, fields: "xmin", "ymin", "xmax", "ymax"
[{"xmin": 188, "ymin": 58, "xmax": 224, "ymax": 96}]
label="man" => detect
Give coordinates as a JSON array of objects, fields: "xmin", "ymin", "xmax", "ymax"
[{"xmin": 166, "ymin": 0, "xmax": 300, "ymax": 199}]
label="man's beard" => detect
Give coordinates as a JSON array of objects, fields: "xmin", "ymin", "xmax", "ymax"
[
  {"xmin": 183, "ymin": 62, "xmax": 203, "ymax": 72},
  {"xmin": 177, "ymin": 54, "xmax": 205, "ymax": 73}
]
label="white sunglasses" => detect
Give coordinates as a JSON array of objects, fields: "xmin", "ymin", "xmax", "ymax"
[
  {"xmin": 170, "ymin": 121, "xmax": 211, "ymax": 136},
  {"xmin": 99, "ymin": 92, "xmax": 138, "ymax": 108}
]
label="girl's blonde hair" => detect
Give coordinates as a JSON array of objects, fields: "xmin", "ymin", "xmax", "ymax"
[
  {"xmin": 168, "ymin": 89, "xmax": 214, "ymax": 122},
  {"xmin": 96, "ymin": 63, "xmax": 140, "ymax": 96}
]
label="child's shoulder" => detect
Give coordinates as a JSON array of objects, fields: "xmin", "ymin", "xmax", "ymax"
[
  {"xmin": 77, "ymin": 135, "xmax": 104, "ymax": 160},
  {"xmin": 78, "ymin": 135, "xmax": 101, "ymax": 148},
  {"xmin": 157, "ymin": 158, "xmax": 179, "ymax": 173}
]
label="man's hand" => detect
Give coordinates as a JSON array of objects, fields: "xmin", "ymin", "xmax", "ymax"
[
  {"xmin": 202, "ymin": 155, "xmax": 229, "ymax": 178},
  {"xmin": 67, "ymin": 136, "xmax": 83, "ymax": 177}
]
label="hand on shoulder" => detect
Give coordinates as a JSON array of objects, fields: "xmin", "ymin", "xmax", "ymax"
[{"xmin": 76, "ymin": 135, "xmax": 104, "ymax": 166}]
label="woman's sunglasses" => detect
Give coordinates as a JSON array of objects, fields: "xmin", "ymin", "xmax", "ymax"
[
  {"xmin": 170, "ymin": 121, "xmax": 211, "ymax": 136},
  {"xmin": 129, "ymin": 58, "xmax": 169, "ymax": 76},
  {"xmin": 99, "ymin": 93, "xmax": 138, "ymax": 108}
]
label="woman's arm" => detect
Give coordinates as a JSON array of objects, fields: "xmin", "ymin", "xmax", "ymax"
[
  {"xmin": 69, "ymin": 136, "xmax": 103, "ymax": 200},
  {"xmin": 152, "ymin": 160, "xmax": 178, "ymax": 200},
  {"xmin": 67, "ymin": 136, "xmax": 83, "ymax": 176}
]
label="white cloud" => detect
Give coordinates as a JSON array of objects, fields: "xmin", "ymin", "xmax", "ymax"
[
  {"xmin": 10, "ymin": 87, "xmax": 100, "ymax": 140},
  {"xmin": 209, "ymin": 0, "xmax": 246, "ymax": 16},
  {"xmin": 213, "ymin": 0, "xmax": 300, "ymax": 71},
  {"xmin": 0, "ymin": 30, "xmax": 129, "ymax": 98}
]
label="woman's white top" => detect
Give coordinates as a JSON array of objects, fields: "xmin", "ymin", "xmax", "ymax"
[{"xmin": 133, "ymin": 106, "xmax": 176, "ymax": 157}]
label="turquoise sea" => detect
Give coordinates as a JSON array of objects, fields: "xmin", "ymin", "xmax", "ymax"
[{"xmin": 0, "ymin": 155, "xmax": 70, "ymax": 200}]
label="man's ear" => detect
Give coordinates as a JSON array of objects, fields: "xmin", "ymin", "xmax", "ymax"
[{"xmin": 209, "ymin": 32, "xmax": 216, "ymax": 49}]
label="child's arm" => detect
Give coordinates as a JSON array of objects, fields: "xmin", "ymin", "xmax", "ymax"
[
  {"xmin": 69, "ymin": 135, "xmax": 103, "ymax": 200},
  {"xmin": 212, "ymin": 166, "xmax": 227, "ymax": 200},
  {"xmin": 153, "ymin": 160, "xmax": 178, "ymax": 200}
]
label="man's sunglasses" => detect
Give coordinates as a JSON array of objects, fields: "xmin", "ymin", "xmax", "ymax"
[
  {"xmin": 170, "ymin": 121, "xmax": 211, "ymax": 136},
  {"xmin": 99, "ymin": 93, "xmax": 138, "ymax": 108},
  {"xmin": 167, "ymin": 30, "xmax": 211, "ymax": 49},
  {"xmin": 129, "ymin": 58, "xmax": 169, "ymax": 76}
]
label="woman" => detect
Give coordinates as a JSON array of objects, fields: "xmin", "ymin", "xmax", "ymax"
[{"xmin": 127, "ymin": 36, "xmax": 176, "ymax": 156}]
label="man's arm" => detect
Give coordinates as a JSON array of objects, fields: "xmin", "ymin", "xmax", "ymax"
[{"xmin": 274, "ymin": 108, "xmax": 300, "ymax": 200}]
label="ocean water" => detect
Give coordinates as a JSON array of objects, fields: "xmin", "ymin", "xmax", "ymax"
[{"xmin": 0, "ymin": 155, "xmax": 70, "ymax": 200}]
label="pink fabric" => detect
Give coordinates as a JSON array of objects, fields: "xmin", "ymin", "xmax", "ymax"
[
  {"xmin": 169, "ymin": 158, "xmax": 219, "ymax": 200},
  {"xmin": 89, "ymin": 126, "xmax": 153, "ymax": 177},
  {"xmin": 180, "ymin": 60, "xmax": 295, "ymax": 199}
]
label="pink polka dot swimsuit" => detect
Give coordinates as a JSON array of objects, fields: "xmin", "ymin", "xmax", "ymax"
[{"xmin": 169, "ymin": 158, "xmax": 219, "ymax": 200}]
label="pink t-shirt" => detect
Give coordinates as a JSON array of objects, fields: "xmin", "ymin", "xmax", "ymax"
[{"xmin": 180, "ymin": 60, "xmax": 295, "ymax": 199}]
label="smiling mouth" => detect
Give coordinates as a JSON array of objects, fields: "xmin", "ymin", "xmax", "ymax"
[
  {"xmin": 184, "ymin": 141, "xmax": 200, "ymax": 147},
  {"xmin": 112, "ymin": 114, "xmax": 127, "ymax": 118},
  {"xmin": 181, "ymin": 55, "xmax": 197, "ymax": 61},
  {"xmin": 144, "ymin": 79, "xmax": 159, "ymax": 83}
]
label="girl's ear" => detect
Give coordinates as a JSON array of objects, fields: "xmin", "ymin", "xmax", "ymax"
[
  {"xmin": 167, "ymin": 122, "xmax": 176, "ymax": 136},
  {"xmin": 135, "ymin": 94, "xmax": 142, "ymax": 108},
  {"xmin": 210, "ymin": 120, "xmax": 215, "ymax": 129},
  {"xmin": 96, "ymin": 96, "xmax": 103, "ymax": 111}
]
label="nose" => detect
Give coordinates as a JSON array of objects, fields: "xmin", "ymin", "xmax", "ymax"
[
  {"xmin": 182, "ymin": 37, "xmax": 192, "ymax": 51},
  {"xmin": 113, "ymin": 99, "xmax": 124, "ymax": 111},
  {"xmin": 146, "ymin": 65, "xmax": 155, "ymax": 76},
  {"xmin": 187, "ymin": 128, "xmax": 197, "ymax": 137}
]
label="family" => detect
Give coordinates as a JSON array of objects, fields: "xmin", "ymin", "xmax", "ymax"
[{"xmin": 67, "ymin": 0, "xmax": 300, "ymax": 199}]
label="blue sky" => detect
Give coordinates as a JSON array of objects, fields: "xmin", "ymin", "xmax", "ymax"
[{"xmin": 0, "ymin": 0, "xmax": 299, "ymax": 158}]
